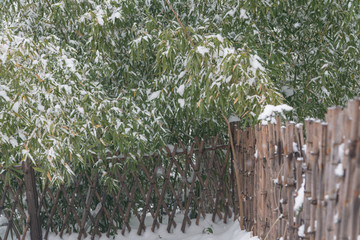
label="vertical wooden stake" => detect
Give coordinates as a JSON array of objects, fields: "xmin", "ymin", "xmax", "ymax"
[
  {"xmin": 226, "ymin": 118, "xmax": 244, "ymax": 230},
  {"xmin": 23, "ymin": 160, "xmax": 43, "ymax": 240}
]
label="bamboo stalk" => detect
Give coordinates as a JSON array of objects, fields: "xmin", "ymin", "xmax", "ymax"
[{"xmin": 224, "ymin": 116, "xmax": 244, "ymax": 230}]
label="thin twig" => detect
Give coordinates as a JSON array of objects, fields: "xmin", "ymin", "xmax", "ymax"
[
  {"xmin": 164, "ymin": 0, "xmax": 194, "ymax": 47},
  {"xmin": 264, "ymin": 215, "xmax": 282, "ymax": 240}
]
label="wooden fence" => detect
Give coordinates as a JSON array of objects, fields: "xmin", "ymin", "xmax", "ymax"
[
  {"xmin": 0, "ymin": 137, "xmax": 235, "ymax": 240},
  {"xmin": 232, "ymin": 98, "xmax": 360, "ymax": 239},
  {"xmin": 2, "ymin": 98, "xmax": 359, "ymax": 240}
]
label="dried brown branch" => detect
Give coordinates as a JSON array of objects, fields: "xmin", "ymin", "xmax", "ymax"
[{"xmin": 164, "ymin": 0, "xmax": 194, "ymax": 47}]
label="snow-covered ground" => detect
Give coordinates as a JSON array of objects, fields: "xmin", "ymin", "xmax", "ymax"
[
  {"xmin": 1, "ymin": 212, "xmax": 258, "ymax": 240},
  {"xmin": 47, "ymin": 214, "xmax": 258, "ymax": 240}
]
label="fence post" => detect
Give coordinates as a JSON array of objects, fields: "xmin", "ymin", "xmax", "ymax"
[
  {"xmin": 229, "ymin": 121, "xmax": 244, "ymax": 230},
  {"xmin": 23, "ymin": 160, "xmax": 43, "ymax": 240}
]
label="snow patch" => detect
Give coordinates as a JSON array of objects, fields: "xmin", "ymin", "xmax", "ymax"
[
  {"xmin": 321, "ymin": 86, "xmax": 330, "ymax": 97},
  {"xmin": 77, "ymin": 106, "xmax": 85, "ymax": 115},
  {"xmin": 294, "ymin": 179, "xmax": 305, "ymax": 215},
  {"xmin": 0, "ymin": 43, "xmax": 9, "ymax": 63},
  {"xmin": 298, "ymin": 224, "xmax": 305, "ymax": 237},
  {"xmin": 239, "ymin": 9, "xmax": 249, "ymax": 19},
  {"xmin": 178, "ymin": 99, "xmax": 185, "ymax": 108},
  {"xmin": 281, "ymin": 86, "xmax": 294, "ymax": 97},
  {"xmin": 45, "ymin": 213, "xmax": 259, "ymax": 240},
  {"xmin": 229, "ymin": 115, "xmax": 241, "ymax": 123},
  {"xmin": 61, "ymin": 56, "xmax": 77, "ymax": 73},
  {"xmin": 335, "ymin": 163, "xmax": 344, "ymax": 177},
  {"xmin": 110, "ymin": 11, "xmax": 122, "ymax": 23},
  {"xmin": 177, "ymin": 84, "xmax": 185, "ymax": 96},
  {"xmin": 95, "ymin": 6, "xmax": 105, "ymax": 25},
  {"xmin": 225, "ymin": 9, "xmax": 236, "ymax": 17},
  {"xmin": 37, "ymin": 104, "xmax": 45, "ymax": 112},
  {"xmin": 148, "ymin": 90, "xmax": 161, "ymax": 101},
  {"xmin": 249, "ymin": 54, "xmax": 265, "ymax": 75},
  {"xmin": 338, "ymin": 143, "xmax": 345, "ymax": 161},
  {"xmin": 215, "ymin": 34, "xmax": 224, "ymax": 43},
  {"xmin": 0, "ymin": 91, "xmax": 10, "ymax": 102},
  {"xmin": 12, "ymin": 101, "xmax": 21, "ymax": 113},
  {"xmin": 196, "ymin": 46, "xmax": 209, "ymax": 56},
  {"xmin": 293, "ymin": 142, "xmax": 298, "ymax": 152},
  {"xmin": 178, "ymin": 71, "xmax": 186, "ymax": 79},
  {"xmin": 258, "ymin": 104, "xmax": 293, "ymax": 122},
  {"xmin": 9, "ymin": 137, "xmax": 18, "ymax": 147}
]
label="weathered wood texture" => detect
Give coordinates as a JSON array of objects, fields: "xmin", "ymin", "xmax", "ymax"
[
  {"xmin": 0, "ymin": 137, "xmax": 235, "ymax": 240},
  {"xmin": 233, "ymin": 98, "xmax": 360, "ymax": 239}
]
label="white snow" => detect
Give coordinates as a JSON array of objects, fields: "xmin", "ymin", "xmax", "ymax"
[
  {"xmin": 321, "ymin": 86, "xmax": 330, "ymax": 97},
  {"xmin": 62, "ymin": 56, "xmax": 76, "ymax": 73},
  {"xmin": 215, "ymin": 34, "xmax": 224, "ymax": 43},
  {"xmin": 12, "ymin": 101, "xmax": 21, "ymax": 113},
  {"xmin": 148, "ymin": 90, "xmax": 161, "ymax": 101},
  {"xmin": 45, "ymin": 214, "xmax": 258, "ymax": 240},
  {"xmin": 258, "ymin": 104, "xmax": 293, "ymax": 122},
  {"xmin": 37, "ymin": 104, "xmax": 45, "ymax": 112},
  {"xmin": 338, "ymin": 143, "xmax": 345, "ymax": 161},
  {"xmin": 0, "ymin": 90, "xmax": 10, "ymax": 101},
  {"xmin": 294, "ymin": 179, "xmax": 305, "ymax": 215},
  {"xmin": 197, "ymin": 46, "xmax": 210, "ymax": 56},
  {"xmin": 293, "ymin": 142, "xmax": 298, "ymax": 152},
  {"xmin": 95, "ymin": 6, "xmax": 105, "ymax": 25},
  {"xmin": 281, "ymin": 86, "xmax": 294, "ymax": 97},
  {"xmin": 178, "ymin": 71, "xmax": 186, "ymax": 79},
  {"xmin": 178, "ymin": 99, "xmax": 185, "ymax": 108},
  {"xmin": 222, "ymin": 47, "xmax": 235, "ymax": 56},
  {"xmin": 229, "ymin": 115, "xmax": 241, "ymax": 123},
  {"xmin": 177, "ymin": 84, "xmax": 185, "ymax": 96},
  {"xmin": 77, "ymin": 106, "xmax": 85, "ymax": 115},
  {"xmin": 225, "ymin": 9, "xmax": 236, "ymax": 18},
  {"xmin": 0, "ymin": 43, "xmax": 9, "ymax": 63},
  {"xmin": 335, "ymin": 163, "xmax": 344, "ymax": 177},
  {"xmin": 249, "ymin": 54, "xmax": 265, "ymax": 75},
  {"xmin": 298, "ymin": 224, "xmax": 305, "ymax": 237},
  {"xmin": 294, "ymin": 23, "xmax": 301, "ymax": 28},
  {"xmin": 206, "ymin": 34, "xmax": 224, "ymax": 43},
  {"xmin": 0, "ymin": 214, "xmax": 8, "ymax": 239},
  {"xmin": 225, "ymin": 75, "xmax": 232, "ymax": 83},
  {"xmin": 110, "ymin": 11, "xmax": 122, "ymax": 23},
  {"xmin": 166, "ymin": 144, "xmax": 175, "ymax": 152},
  {"xmin": 239, "ymin": 9, "xmax": 249, "ymax": 19},
  {"xmin": 302, "ymin": 144, "xmax": 307, "ymax": 153},
  {"xmin": 9, "ymin": 137, "xmax": 18, "ymax": 147}
]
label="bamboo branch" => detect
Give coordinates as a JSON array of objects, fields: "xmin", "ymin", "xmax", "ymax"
[{"xmin": 164, "ymin": 0, "xmax": 194, "ymax": 47}]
